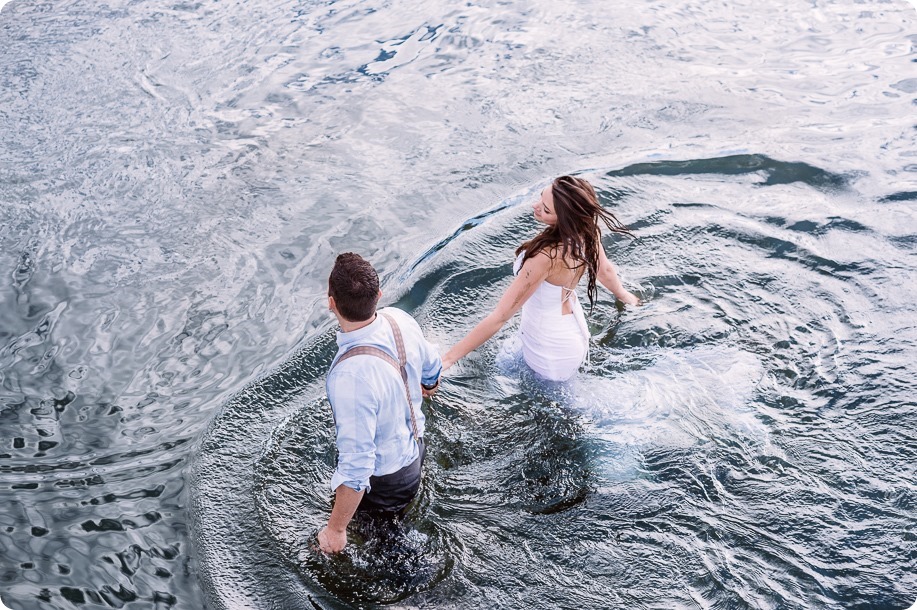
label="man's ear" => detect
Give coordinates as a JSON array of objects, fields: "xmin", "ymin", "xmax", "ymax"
[
  {"xmin": 378, "ymin": 289, "xmax": 383, "ymax": 299},
  {"xmin": 328, "ymin": 295, "xmax": 337, "ymax": 313}
]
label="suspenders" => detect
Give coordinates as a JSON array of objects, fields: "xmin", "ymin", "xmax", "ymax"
[{"xmin": 329, "ymin": 312, "xmax": 420, "ymax": 441}]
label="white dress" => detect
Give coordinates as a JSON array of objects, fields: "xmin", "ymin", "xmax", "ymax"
[{"xmin": 513, "ymin": 252, "xmax": 590, "ymax": 382}]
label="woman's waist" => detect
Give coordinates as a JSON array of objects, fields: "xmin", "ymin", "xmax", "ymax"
[
  {"xmin": 522, "ymin": 291, "xmax": 583, "ymax": 316},
  {"xmin": 520, "ymin": 306, "xmax": 585, "ymax": 330}
]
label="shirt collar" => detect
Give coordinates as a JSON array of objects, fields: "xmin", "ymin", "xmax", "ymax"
[{"xmin": 335, "ymin": 312, "xmax": 383, "ymax": 349}]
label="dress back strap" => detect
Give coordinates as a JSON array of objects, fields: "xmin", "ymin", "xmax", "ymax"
[{"xmin": 329, "ymin": 312, "xmax": 420, "ymax": 441}]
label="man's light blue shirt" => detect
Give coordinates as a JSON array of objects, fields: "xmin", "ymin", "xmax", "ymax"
[{"xmin": 326, "ymin": 307, "xmax": 442, "ymax": 493}]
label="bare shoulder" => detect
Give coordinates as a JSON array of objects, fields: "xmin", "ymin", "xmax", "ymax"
[
  {"xmin": 519, "ymin": 249, "xmax": 554, "ymax": 275},
  {"xmin": 541, "ymin": 245, "xmax": 580, "ymax": 271}
]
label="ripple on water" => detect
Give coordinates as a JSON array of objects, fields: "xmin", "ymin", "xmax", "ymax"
[
  {"xmin": 3, "ymin": 0, "xmax": 917, "ymax": 606},
  {"xmin": 190, "ymin": 158, "xmax": 916, "ymax": 608},
  {"xmin": 255, "ymin": 401, "xmax": 453, "ymax": 605}
]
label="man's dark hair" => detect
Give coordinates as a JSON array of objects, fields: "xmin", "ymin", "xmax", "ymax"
[{"xmin": 328, "ymin": 252, "xmax": 380, "ymax": 322}]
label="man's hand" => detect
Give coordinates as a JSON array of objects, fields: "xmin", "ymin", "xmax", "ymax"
[
  {"xmin": 421, "ymin": 378, "xmax": 441, "ymax": 398},
  {"xmin": 319, "ymin": 484, "xmax": 362, "ymax": 554},
  {"xmin": 317, "ymin": 525, "xmax": 347, "ymax": 553}
]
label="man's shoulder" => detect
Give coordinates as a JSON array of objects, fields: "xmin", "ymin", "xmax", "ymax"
[
  {"xmin": 379, "ymin": 307, "xmax": 421, "ymax": 330},
  {"xmin": 329, "ymin": 350, "xmax": 394, "ymax": 377},
  {"xmin": 326, "ymin": 358, "xmax": 383, "ymax": 398},
  {"xmin": 378, "ymin": 305, "xmax": 411, "ymax": 319}
]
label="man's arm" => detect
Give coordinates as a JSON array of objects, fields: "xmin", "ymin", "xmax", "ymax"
[
  {"xmin": 321, "ymin": 369, "xmax": 378, "ymax": 553},
  {"xmin": 318, "ymin": 484, "xmax": 364, "ymax": 553},
  {"xmin": 420, "ymin": 349, "xmax": 442, "ymax": 396},
  {"xmin": 416, "ymin": 315, "xmax": 443, "ymax": 396}
]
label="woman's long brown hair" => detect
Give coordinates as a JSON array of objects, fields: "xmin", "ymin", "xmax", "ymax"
[{"xmin": 516, "ymin": 175, "xmax": 633, "ymax": 309}]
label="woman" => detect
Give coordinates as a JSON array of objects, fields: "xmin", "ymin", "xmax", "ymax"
[{"xmin": 442, "ymin": 175, "xmax": 640, "ymax": 382}]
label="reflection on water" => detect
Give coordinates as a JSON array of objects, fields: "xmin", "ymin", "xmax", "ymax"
[{"xmin": 1, "ymin": 0, "xmax": 916, "ymax": 608}]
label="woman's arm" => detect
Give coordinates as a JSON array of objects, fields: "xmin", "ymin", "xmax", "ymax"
[
  {"xmin": 443, "ymin": 252, "xmax": 552, "ymax": 369},
  {"xmin": 597, "ymin": 246, "xmax": 640, "ymax": 306}
]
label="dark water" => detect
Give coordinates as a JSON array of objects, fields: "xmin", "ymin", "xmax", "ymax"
[{"xmin": 1, "ymin": 0, "xmax": 916, "ymax": 608}]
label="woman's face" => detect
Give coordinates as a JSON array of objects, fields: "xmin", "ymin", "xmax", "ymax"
[{"xmin": 533, "ymin": 186, "xmax": 557, "ymax": 225}]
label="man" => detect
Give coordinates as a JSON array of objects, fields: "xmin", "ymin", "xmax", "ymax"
[{"xmin": 317, "ymin": 253, "xmax": 442, "ymax": 553}]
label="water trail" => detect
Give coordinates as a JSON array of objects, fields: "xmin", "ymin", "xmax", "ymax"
[{"xmin": 186, "ymin": 156, "xmax": 917, "ymax": 609}]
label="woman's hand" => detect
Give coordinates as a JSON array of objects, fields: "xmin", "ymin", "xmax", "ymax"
[{"xmin": 620, "ymin": 290, "xmax": 641, "ymax": 307}]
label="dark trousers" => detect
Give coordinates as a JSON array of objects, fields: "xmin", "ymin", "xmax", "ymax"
[{"xmin": 357, "ymin": 439, "xmax": 426, "ymax": 515}]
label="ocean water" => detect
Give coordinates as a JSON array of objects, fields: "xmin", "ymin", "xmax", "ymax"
[{"xmin": 1, "ymin": 0, "xmax": 915, "ymax": 608}]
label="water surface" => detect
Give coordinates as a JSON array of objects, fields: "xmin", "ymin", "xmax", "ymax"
[{"xmin": 1, "ymin": 0, "xmax": 915, "ymax": 608}]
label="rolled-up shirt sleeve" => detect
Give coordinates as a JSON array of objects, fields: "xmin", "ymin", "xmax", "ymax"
[
  {"xmin": 419, "ymin": 336, "xmax": 443, "ymax": 387},
  {"xmin": 327, "ymin": 369, "xmax": 378, "ymax": 493}
]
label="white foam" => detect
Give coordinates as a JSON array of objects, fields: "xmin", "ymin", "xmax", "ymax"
[{"xmin": 572, "ymin": 346, "xmax": 768, "ymax": 481}]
